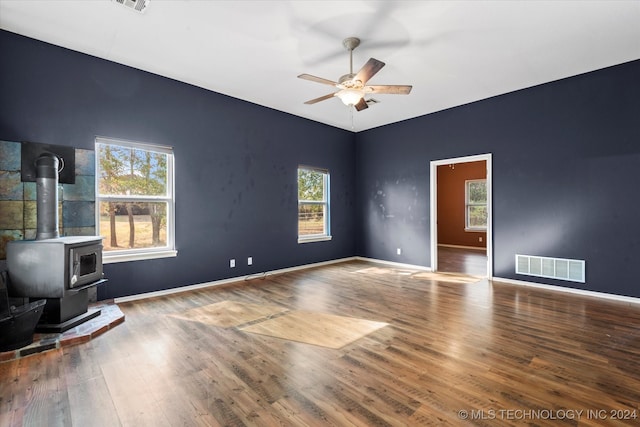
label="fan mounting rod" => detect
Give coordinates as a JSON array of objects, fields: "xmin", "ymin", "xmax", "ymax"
[{"xmin": 343, "ymin": 37, "xmax": 360, "ymax": 75}]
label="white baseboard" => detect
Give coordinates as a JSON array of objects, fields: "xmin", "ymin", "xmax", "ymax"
[
  {"xmin": 492, "ymin": 276, "xmax": 640, "ymax": 305},
  {"xmin": 355, "ymin": 257, "xmax": 640, "ymax": 305},
  {"xmin": 354, "ymin": 256, "xmax": 432, "ymax": 272},
  {"xmin": 114, "ymin": 257, "xmax": 358, "ymax": 303},
  {"xmin": 113, "ymin": 256, "xmax": 640, "ymax": 306},
  {"xmin": 438, "ymin": 244, "xmax": 486, "ymax": 251}
]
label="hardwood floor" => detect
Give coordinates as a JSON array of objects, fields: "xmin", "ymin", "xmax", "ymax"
[
  {"xmin": 438, "ymin": 245, "xmax": 487, "ymax": 276},
  {"xmin": 2, "ymin": 260, "xmax": 640, "ymax": 426}
]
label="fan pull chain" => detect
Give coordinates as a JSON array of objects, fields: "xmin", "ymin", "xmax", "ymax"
[{"xmin": 350, "ymin": 106, "xmax": 355, "ymax": 130}]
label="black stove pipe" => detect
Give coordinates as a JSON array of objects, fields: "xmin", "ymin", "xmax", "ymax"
[{"xmin": 35, "ymin": 153, "xmax": 60, "ymax": 240}]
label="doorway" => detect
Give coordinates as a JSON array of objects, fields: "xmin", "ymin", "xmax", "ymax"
[{"xmin": 430, "ymin": 154, "xmax": 492, "ymax": 277}]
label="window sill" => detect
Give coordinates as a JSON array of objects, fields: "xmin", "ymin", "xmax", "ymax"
[
  {"xmin": 298, "ymin": 235, "xmax": 332, "ymax": 244},
  {"xmin": 103, "ymin": 249, "xmax": 178, "ymax": 264},
  {"xmin": 464, "ymin": 228, "xmax": 487, "ymax": 232}
]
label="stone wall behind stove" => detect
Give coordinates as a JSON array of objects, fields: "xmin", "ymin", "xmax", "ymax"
[{"xmin": 0, "ymin": 140, "xmax": 96, "ymax": 263}]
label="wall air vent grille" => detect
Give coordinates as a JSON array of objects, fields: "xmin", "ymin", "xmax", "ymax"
[
  {"xmin": 114, "ymin": 0, "xmax": 148, "ymax": 13},
  {"xmin": 515, "ymin": 254, "xmax": 585, "ymax": 283}
]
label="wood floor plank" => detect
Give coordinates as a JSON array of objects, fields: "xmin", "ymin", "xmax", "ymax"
[
  {"xmin": 2, "ymin": 259, "xmax": 640, "ymax": 426},
  {"xmin": 67, "ymin": 375, "xmax": 121, "ymax": 427},
  {"xmin": 18, "ymin": 352, "xmax": 72, "ymax": 427}
]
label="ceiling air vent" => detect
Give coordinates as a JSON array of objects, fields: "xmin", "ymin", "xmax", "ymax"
[{"xmin": 113, "ymin": 0, "xmax": 149, "ymax": 13}]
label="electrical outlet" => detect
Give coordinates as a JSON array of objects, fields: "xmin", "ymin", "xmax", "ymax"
[
  {"xmin": 397, "ymin": 248, "xmax": 402, "ymax": 255},
  {"xmin": 479, "ymin": 237, "xmax": 483, "ymax": 242},
  {"xmin": 230, "ymin": 259, "xmax": 235, "ymax": 268},
  {"xmin": 248, "ymin": 257, "xmax": 253, "ymax": 266}
]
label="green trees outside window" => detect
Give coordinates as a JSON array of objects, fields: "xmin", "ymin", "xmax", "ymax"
[
  {"xmin": 298, "ymin": 167, "xmax": 330, "ymax": 240},
  {"xmin": 466, "ymin": 179, "xmax": 487, "ymax": 230},
  {"xmin": 96, "ymin": 138, "xmax": 174, "ymax": 255}
]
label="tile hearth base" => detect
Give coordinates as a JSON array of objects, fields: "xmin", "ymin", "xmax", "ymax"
[{"xmin": 0, "ymin": 301, "xmax": 124, "ymax": 363}]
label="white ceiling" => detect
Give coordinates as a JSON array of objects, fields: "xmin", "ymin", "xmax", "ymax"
[{"xmin": 1, "ymin": 1, "xmax": 639, "ymax": 132}]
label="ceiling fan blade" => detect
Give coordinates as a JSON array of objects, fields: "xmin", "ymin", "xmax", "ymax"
[
  {"xmin": 298, "ymin": 74, "xmax": 338, "ymax": 86},
  {"xmin": 367, "ymin": 85, "xmax": 413, "ymax": 95},
  {"xmin": 304, "ymin": 93, "xmax": 336, "ymax": 105},
  {"xmin": 354, "ymin": 98, "xmax": 369, "ymax": 111},
  {"xmin": 354, "ymin": 58, "xmax": 385, "ymax": 85}
]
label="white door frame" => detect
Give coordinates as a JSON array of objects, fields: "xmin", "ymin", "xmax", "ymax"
[{"xmin": 430, "ymin": 153, "xmax": 493, "ymax": 278}]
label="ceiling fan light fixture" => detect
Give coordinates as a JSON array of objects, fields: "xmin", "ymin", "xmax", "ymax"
[
  {"xmin": 337, "ymin": 88, "xmax": 364, "ymax": 106},
  {"xmin": 298, "ymin": 36, "xmax": 411, "ymax": 112}
]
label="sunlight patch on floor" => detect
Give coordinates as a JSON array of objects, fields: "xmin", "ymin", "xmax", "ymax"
[
  {"xmin": 353, "ymin": 266, "xmax": 483, "ymax": 284},
  {"xmin": 169, "ymin": 300, "xmax": 288, "ymax": 328},
  {"xmin": 240, "ymin": 311, "xmax": 388, "ymax": 349}
]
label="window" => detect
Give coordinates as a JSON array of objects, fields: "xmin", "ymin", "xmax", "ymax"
[
  {"xmin": 465, "ymin": 179, "xmax": 487, "ymax": 231},
  {"xmin": 96, "ymin": 137, "xmax": 176, "ymax": 262},
  {"xmin": 298, "ymin": 166, "xmax": 331, "ymax": 243}
]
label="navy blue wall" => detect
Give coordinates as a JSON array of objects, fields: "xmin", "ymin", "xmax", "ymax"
[
  {"xmin": 3, "ymin": 29, "xmax": 640, "ymax": 300},
  {"xmin": 0, "ymin": 30, "xmax": 356, "ymax": 299},
  {"xmin": 356, "ymin": 59, "xmax": 640, "ymax": 298}
]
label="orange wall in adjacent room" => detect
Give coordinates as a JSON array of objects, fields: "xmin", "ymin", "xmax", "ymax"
[{"xmin": 437, "ymin": 160, "xmax": 487, "ymax": 248}]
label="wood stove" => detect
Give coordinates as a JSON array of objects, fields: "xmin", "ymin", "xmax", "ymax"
[
  {"xmin": 6, "ymin": 152, "xmax": 107, "ymax": 332},
  {"xmin": 7, "ymin": 236, "xmax": 106, "ymax": 330}
]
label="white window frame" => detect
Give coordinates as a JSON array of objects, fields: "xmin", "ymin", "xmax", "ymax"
[
  {"xmin": 95, "ymin": 136, "xmax": 177, "ymax": 263},
  {"xmin": 465, "ymin": 178, "xmax": 487, "ymax": 231},
  {"xmin": 297, "ymin": 166, "xmax": 331, "ymax": 243}
]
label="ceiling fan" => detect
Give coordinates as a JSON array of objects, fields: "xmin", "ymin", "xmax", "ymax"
[{"xmin": 298, "ymin": 37, "xmax": 412, "ymax": 111}]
